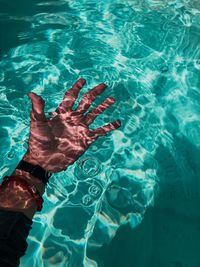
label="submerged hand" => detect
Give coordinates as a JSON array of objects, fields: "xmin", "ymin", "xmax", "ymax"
[{"xmin": 23, "ymin": 78, "xmax": 121, "ymax": 172}]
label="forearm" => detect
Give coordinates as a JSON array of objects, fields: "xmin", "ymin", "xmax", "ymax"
[
  {"xmin": 0, "ymin": 154, "xmax": 47, "ymax": 266},
  {"xmin": 0, "ymin": 154, "xmax": 47, "ymax": 220}
]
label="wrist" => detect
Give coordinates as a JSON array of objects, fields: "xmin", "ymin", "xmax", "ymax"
[
  {"xmin": 12, "ymin": 169, "xmax": 46, "ymax": 196},
  {"xmin": 16, "ymin": 152, "xmax": 52, "ymax": 188},
  {"xmin": 13, "ymin": 152, "xmax": 48, "ymax": 195},
  {"xmin": 23, "ymin": 151, "xmax": 45, "ymax": 169},
  {"xmin": 23, "ymin": 151, "xmax": 52, "ymax": 173}
]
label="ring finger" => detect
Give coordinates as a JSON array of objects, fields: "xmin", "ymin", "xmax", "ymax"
[{"xmin": 85, "ymin": 97, "xmax": 115, "ymax": 125}]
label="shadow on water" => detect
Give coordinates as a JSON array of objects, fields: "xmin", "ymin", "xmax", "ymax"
[{"xmin": 88, "ymin": 134, "xmax": 200, "ymax": 267}]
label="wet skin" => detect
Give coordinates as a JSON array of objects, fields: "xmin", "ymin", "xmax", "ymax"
[{"xmin": 23, "ymin": 78, "xmax": 121, "ymax": 172}]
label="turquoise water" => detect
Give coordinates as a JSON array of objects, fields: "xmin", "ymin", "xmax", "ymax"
[{"xmin": 0, "ymin": 0, "xmax": 200, "ymax": 266}]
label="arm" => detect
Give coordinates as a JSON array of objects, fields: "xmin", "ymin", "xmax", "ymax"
[
  {"xmin": 0, "ymin": 78, "xmax": 121, "ymax": 265},
  {"xmin": 0, "ymin": 166, "xmax": 45, "ymax": 220},
  {"xmin": 0, "ymin": 156, "xmax": 47, "ymax": 267}
]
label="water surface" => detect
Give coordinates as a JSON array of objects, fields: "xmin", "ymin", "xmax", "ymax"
[{"xmin": 0, "ymin": 0, "xmax": 200, "ymax": 266}]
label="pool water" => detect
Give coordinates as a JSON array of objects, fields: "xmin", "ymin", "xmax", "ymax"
[{"xmin": 0, "ymin": 0, "xmax": 200, "ymax": 266}]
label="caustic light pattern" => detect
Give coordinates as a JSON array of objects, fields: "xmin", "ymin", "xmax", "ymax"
[{"xmin": 0, "ymin": 0, "xmax": 199, "ymax": 266}]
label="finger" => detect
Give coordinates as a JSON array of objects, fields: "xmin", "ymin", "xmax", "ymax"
[
  {"xmin": 85, "ymin": 97, "xmax": 115, "ymax": 125},
  {"xmin": 92, "ymin": 120, "xmax": 121, "ymax": 138},
  {"xmin": 76, "ymin": 83, "xmax": 107, "ymax": 114},
  {"xmin": 28, "ymin": 92, "xmax": 46, "ymax": 121},
  {"xmin": 56, "ymin": 78, "xmax": 86, "ymax": 114}
]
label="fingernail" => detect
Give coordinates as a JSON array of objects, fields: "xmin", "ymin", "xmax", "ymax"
[
  {"xmin": 101, "ymin": 83, "xmax": 107, "ymax": 87},
  {"xmin": 109, "ymin": 97, "xmax": 115, "ymax": 103},
  {"xmin": 115, "ymin": 120, "xmax": 121, "ymax": 127},
  {"xmin": 28, "ymin": 92, "xmax": 35, "ymax": 98},
  {"xmin": 79, "ymin": 78, "xmax": 86, "ymax": 83}
]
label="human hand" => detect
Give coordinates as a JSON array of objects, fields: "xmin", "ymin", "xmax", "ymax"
[{"xmin": 23, "ymin": 78, "xmax": 121, "ymax": 172}]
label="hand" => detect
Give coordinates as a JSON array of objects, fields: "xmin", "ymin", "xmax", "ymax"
[{"xmin": 23, "ymin": 78, "xmax": 121, "ymax": 172}]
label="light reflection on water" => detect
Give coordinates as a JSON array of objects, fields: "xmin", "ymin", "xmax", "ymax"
[{"xmin": 0, "ymin": 0, "xmax": 200, "ymax": 266}]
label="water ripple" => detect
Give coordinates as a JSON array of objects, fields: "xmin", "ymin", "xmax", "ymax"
[{"xmin": 0, "ymin": 0, "xmax": 199, "ymax": 266}]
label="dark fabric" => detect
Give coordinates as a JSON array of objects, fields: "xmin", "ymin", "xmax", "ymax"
[
  {"xmin": 0, "ymin": 209, "xmax": 33, "ymax": 267},
  {"xmin": 16, "ymin": 160, "xmax": 52, "ymax": 185}
]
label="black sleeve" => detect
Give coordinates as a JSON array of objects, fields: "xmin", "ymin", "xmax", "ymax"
[{"xmin": 0, "ymin": 209, "xmax": 33, "ymax": 267}]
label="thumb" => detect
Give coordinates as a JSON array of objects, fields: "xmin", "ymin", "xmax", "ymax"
[{"xmin": 27, "ymin": 92, "xmax": 46, "ymax": 121}]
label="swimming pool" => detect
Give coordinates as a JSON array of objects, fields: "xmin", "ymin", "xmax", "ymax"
[{"xmin": 0, "ymin": 0, "xmax": 200, "ymax": 266}]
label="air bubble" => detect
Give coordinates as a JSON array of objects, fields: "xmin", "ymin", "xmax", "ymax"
[
  {"xmin": 88, "ymin": 184, "xmax": 102, "ymax": 198},
  {"xmin": 75, "ymin": 156, "xmax": 101, "ymax": 179},
  {"xmin": 82, "ymin": 194, "xmax": 93, "ymax": 206},
  {"xmin": 7, "ymin": 149, "xmax": 15, "ymax": 159}
]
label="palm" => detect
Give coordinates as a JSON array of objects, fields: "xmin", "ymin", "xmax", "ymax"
[{"xmin": 25, "ymin": 79, "xmax": 121, "ymax": 172}]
